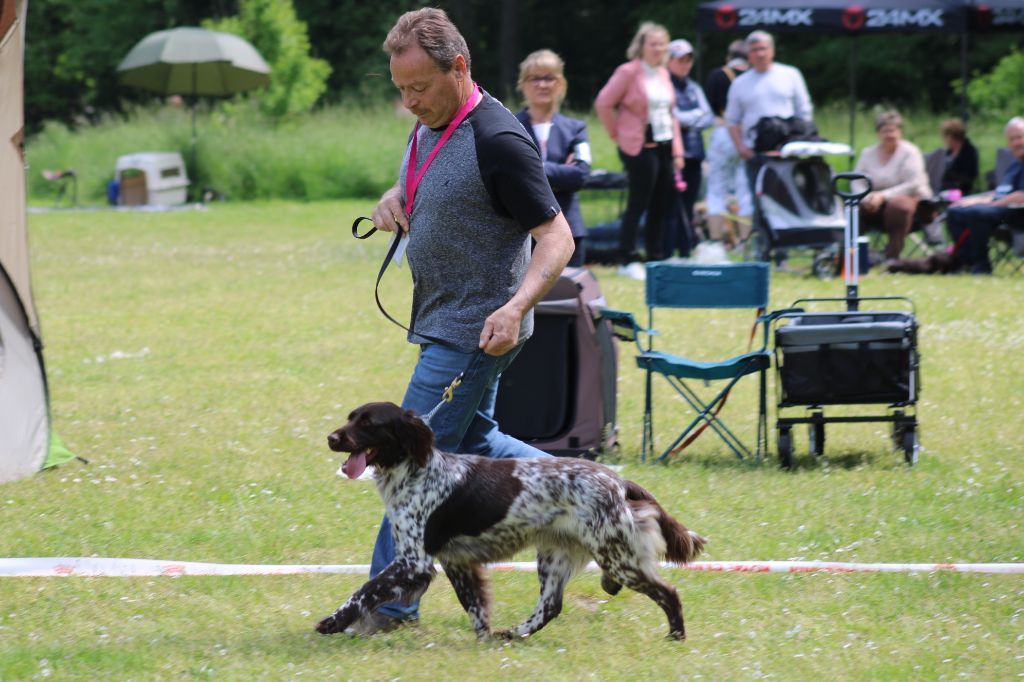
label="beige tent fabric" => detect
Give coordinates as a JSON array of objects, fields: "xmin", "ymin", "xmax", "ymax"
[
  {"xmin": 0, "ymin": 0, "xmax": 48, "ymax": 483},
  {"xmin": 0, "ymin": 0, "xmax": 36, "ymax": 335}
]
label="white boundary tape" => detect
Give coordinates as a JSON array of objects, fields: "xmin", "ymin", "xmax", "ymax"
[{"xmin": 1, "ymin": 557, "xmax": 1022, "ymax": 577}]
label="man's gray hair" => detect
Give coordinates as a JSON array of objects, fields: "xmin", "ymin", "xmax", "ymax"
[
  {"xmin": 384, "ymin": 7, "xmax": 471, "ymax": 73},
  {"xmin": 745, "ymin": 30, "xmax": 774, "ymax": 48},
  {"xmin": 1006, "ymin": 116, "xmax": 1024, "ymax": 134}
]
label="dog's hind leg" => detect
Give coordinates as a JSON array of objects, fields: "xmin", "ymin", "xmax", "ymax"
[
  {"xmin": 594, "ymin": 552, "xmax": 685, "ymax": 640},
  {"xmin": 502, "ymin": 544, "xmax": 588, "ymax": 640},
  {"xmin": 443, "ymin": 562, "xmax": 492, "ymax": 637}
]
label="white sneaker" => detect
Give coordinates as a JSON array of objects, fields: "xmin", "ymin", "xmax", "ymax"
[{"xmin": 617, "ymin": 262, "xmax": 646, "ymax": 281}]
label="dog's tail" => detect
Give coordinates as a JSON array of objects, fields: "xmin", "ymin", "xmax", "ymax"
[{"xmin": 625, "ymin": 480, "xmax": 707, "ymax": 564}]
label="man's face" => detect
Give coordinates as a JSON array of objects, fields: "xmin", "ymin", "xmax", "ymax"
[
  {"xmin": 747, "ymin": 39, "xmax": 774, "ymax": 72},
  {"xmin": 391, "ymin": 43, "xmax": 465, "ymax": 129},
  {"xmin": 1007, "ymin": 123, "xmax": 1024, "ymax": 161}
]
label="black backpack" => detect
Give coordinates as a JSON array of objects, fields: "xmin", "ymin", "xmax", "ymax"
[{"xmin": 753, "ymin": 116, "xmax": 822, "ymax": 152}]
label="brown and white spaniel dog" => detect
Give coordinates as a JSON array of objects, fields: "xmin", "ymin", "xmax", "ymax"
[{"xmin": 316, "ymin": 401, "xmax": 706, "ymax": 640}]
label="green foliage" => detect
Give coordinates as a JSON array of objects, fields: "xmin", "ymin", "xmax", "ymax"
[
  {"xmin": 205, "ymin": 0, "xmax": 331, "ymax": 123},
  {"xmin": 23, "ymin": 0, "xmax": 221, "ymax": 134},
  {"xmin": 25, "ymin": 104, "xmax": 1011, "ymax": 206},
  {"xmin": 965, "ymin": 49, "xmax": 1024, "ymax": 121}
]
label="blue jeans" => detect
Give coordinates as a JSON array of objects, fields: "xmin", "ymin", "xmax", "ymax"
[
  {"xmin": 370, "ymin": 342, "xmax": 551, "ymax": 620},
  {"xmin": 947, "ymin": 203, "xmax": 1011, "ymax": 273}
]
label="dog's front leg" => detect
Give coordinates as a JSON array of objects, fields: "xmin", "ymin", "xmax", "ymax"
[{"xmin": 315, "ymin": 558, "xmax": 435, "ymax": 635}]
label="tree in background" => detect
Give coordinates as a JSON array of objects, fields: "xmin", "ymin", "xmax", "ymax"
[
  {"xmin": 22, "ymin": 0, "xmax": 1023, "ymax": 133},
  {"xmin": 206, "ymin": 0, "xmax": 330, "ymax": 122},
  {"xmin": 23, "ymin": 0, "xmax": 224, "ymax": 134},
  {"xmin": 966, "ymin": 49, "xmax": 1024, "ymax": 121}
]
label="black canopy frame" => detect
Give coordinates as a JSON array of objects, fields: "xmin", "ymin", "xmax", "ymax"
[{"xmin": 695, "ymin": 0, "xmax": 1024, "ymax": 150}]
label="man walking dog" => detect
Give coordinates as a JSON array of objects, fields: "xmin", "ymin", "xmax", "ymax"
[{"xmin": 341, "ymin": 8, "xmax": 575, "ymax": 636}]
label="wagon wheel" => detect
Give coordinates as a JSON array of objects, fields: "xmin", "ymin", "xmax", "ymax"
[
  {"xmin": 901, "ymin": 425, "xmax": 919, "ymax": 466},
  {"xmin": 778, "ymin": 427, "xmax": 794, "ymax": 470},
  {"xmin": 808, "ymin": 420, "xmax": 825, "ymax": 457}
]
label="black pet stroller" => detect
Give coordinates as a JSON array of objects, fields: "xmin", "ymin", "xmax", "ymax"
[
  {"xmin": 771, "ymin": 173, "xmax": 921, "ymax": 468},
  {"xmin": 746, "ymin": 141, "xmax": 854, "ymax": 276},
  {"xmin": 493, "ymin": 267, "xmax": 619, "ymax": 458}
]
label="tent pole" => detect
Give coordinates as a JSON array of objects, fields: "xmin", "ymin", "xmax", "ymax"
[
  {"xmin": 696, "ymin": 32, "xmax": 704, "ymax": 83},
  {"xmin": 960, "ymin": 29, "xmax": 969, "ymax": 121},
  {"xmin": 849, "ymin": 36, "xmax": 857, "ymax": 171}
]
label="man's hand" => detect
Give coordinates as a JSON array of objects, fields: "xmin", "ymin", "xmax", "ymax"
[
  {"xmin": 371, "ymin": 183, "xmax": 409, "ymax": 235},
  {"xmin": 479, "ymin": 302, "xmax": 525, "ymax": 356},
  {"xmin": 737, "ymin": 144, "xmax": 755, "ymax": 161}
]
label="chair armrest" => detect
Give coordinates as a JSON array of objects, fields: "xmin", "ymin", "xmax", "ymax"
[{"xmin": 600, "ymin": 309, "xmax": 656, "ymax": 351}]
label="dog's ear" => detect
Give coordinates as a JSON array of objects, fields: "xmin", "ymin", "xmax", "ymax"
[{"xmin": 400, "ymin": 409, "xmax": 434, "ymax": 468}]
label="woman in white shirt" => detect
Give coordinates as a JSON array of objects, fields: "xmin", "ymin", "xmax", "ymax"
[
  {"xmin": 595, "ymin": 22, "xmax": 684, "ymax": 266},
  {"xmin": 854, "ymin": 110, "xmax": 932, "ymax": 260}
]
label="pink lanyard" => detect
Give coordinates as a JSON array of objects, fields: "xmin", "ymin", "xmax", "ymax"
[{"xmin": 405, "ymin": 83, "xmax": 481, "ymax": 215}]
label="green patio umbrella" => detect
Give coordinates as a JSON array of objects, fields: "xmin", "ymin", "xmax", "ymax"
[{"xmin": 116, "ymin": 26, "xmax": 271, "ymax": 175}]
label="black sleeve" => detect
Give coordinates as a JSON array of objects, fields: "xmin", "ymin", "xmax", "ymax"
[
  {"xmin": 944, "ymin": 142, "xmax": 980, "ymax": 193},
  {"xmin": 704, "ymin": 69, "xmax": 729, "ymax": 118},
  {"xmin": 475, "ymin": 120, "xmax": 561, "ymax": 231}
]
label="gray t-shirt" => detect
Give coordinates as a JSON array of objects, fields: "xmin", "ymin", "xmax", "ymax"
[
  {"xmin": 399, "ymin": 92, "xmax": 561, "ymax": 352},
  {"xmin": 724, "ymin": 63, "xmax": 813, "ymax": 147}
]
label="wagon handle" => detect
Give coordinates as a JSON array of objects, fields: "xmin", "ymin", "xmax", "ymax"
[{"xmin": 832, "ymin": 172, "xmax": 872, "ymax": 202}]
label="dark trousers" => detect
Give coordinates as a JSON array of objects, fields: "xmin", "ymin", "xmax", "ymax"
[
  {"xmin": 618, "ymin": 143, "xmax": 674, "ymax": 262},
  {"xmin": 947, "ymin": 204, "xmax": 1011, "ymax": 274},
  {"xmin": 860, "ymin": 195, "xmax": 919, "ymax": 260},
  {"xmin": 663, "ymin": 161, "xmax": 703, "ymax": 257}
]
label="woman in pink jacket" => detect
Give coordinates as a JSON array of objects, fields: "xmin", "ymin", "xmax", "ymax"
[{"xmin": 595, "ymin": 22, "xmax": 684, "ymax": 266}]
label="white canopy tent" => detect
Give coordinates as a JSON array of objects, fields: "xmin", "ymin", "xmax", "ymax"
[{"xmin": 1, "ymin": 0, "xmax": 51, "ymax": 483}]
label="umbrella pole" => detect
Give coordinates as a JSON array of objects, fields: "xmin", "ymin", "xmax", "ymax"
[
  {"xmin": 191, "ymin": 63, "xmax": 198, "ymax": 201},
  {"xmin": 848, "ymin": 36, "xmax": 857, "ymax": 171}
]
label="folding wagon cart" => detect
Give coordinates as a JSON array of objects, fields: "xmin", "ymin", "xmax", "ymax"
[{"xmin": 771, "ymin": 173, "xmax": 921, "ymax": 468}]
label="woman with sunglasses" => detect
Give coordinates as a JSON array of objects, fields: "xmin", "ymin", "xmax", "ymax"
[{"xmin": 515, "ymin": 49, "xmax": 591, "ymax": 267}]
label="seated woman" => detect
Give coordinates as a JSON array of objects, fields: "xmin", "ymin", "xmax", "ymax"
[
  {"xmin": 854, "ymin": 110, "xmax": 932, "ymax": 261},
  {"xmin": 514, "ymin": 49, "xmax": 591, "ymax": 267},
  {"xmin": 939, "ymin": 117, "xmax": 979, "ymax": 196}
]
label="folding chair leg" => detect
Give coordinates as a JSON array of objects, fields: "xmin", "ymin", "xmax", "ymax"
[
  {"xmin": 757, "ymin": 368, "xmax": 767, "ymax": 462},
  {"xmin": 656, "ymin": 375, "xmax": 753, "ymax": 462},
  {"xmin": 641, "ymin": 369, "xmax": 654, "ymax": 463}
]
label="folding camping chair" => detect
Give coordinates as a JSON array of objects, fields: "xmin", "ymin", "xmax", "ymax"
[
  {"xmin": 908, "ymin": 148, "xmax": 952, "ymax": 255},
  {"xmin": 603, "ymin": 262, "xmax": 777, "ymax": 463}
]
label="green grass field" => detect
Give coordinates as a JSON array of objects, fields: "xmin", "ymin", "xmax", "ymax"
[{"xmin": 2, "ymin": 201, "xmax": 1023, "ymax": 680}]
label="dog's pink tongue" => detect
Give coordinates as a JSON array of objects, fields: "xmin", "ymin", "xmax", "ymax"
[{"xmin": 342, "ymin": 452, "xmax": 367, "ymax": 480}]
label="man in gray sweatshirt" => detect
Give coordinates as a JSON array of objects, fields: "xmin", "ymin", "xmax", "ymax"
[{"xmin": 725, "ymin": 31, "xmax": 813, "ymax": 264}]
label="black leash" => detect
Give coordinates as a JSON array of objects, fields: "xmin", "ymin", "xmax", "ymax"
[
  {"xmin": 352, "ymin": 216, "xmax": 413, "ymax": 336},
  {"xmin": 352, "ymin": 216, "xmax": 474, "ymax": 421}
]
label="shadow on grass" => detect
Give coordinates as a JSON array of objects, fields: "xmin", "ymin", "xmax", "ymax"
[{"xmin": 634, "ymin": 447, "xmax": 908, "ymax": 473}]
